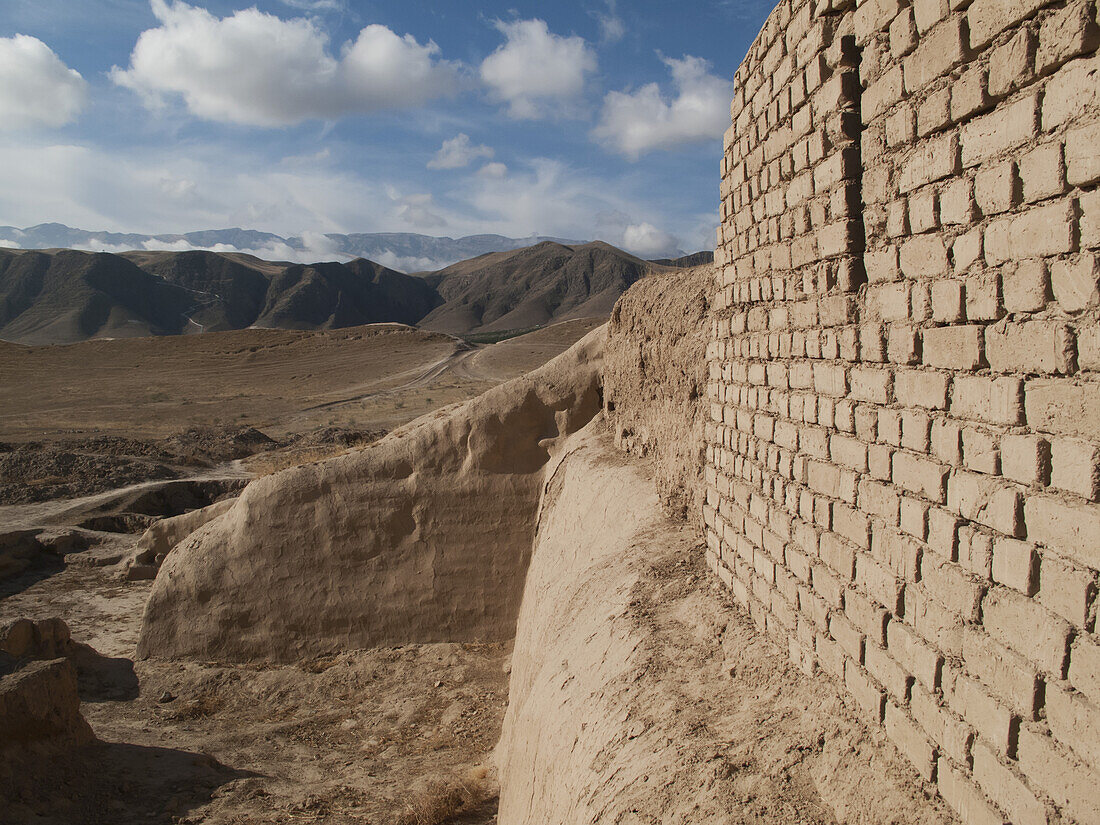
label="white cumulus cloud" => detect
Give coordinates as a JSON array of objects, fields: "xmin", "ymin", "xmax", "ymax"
[
  {"xmin": 620, "ymin": 222, "xmax": 681, "ymax": 258},
  {"xmin": 427, "ymin": 133, "xmax": 494, "ymax": 170},
  {"xmin": 111, "ymin": 0, "xmax": 461, "ymax": 126},
  {"xmin": 480, "ymin": 19, "xmax": 597, "ymax": 119},
  {"xmin": 0, "ymin": 35, "xmax": 87, "ymax": 131},
  {"xmin": 0, "ymin": 239, "xmax": 22, "ymax": 249},
  {"xmin": 594, "ymin": 54, "xmax": 733, "ymax": 159}
]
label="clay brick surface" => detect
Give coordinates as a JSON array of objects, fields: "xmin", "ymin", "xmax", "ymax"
[{"xmin": 708, "ymin": 3, "xmax": 1100, "ymax": 819}]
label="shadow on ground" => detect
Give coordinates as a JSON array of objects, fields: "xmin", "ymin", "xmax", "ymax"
[{"xmin": 4, "ymin": 740, "xmax": 256, "ymax": 825}]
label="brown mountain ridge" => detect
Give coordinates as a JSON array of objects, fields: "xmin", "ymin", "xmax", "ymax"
[{"xmin": 0, "ymin": 241, "xmax": 671, "ymax": 345}]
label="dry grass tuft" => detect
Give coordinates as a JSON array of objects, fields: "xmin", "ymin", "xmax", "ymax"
[{"xmin": 393, "ymin": 765, "xmax": 496, "ymax": 825}]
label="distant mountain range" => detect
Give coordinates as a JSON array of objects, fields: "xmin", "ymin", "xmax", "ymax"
[
  {"xmin": 0, "ymin": 240, "xmax": 699, "ymax": 345},
  {"xmin": 0, "ymin": 223, "xmax": 601, "ymax": 273}
]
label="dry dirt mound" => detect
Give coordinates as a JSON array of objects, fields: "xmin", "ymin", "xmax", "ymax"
[
  {"xmin": 604, "ymin": 263, "xmax": 712, "ymax": 528},
  {"xmin": 138, "ymin": 327, "xmax": 606, "ymax": 663},
  {"xmin": 498, "ymin": 421, "xmax": 957, "ymax": 825}
]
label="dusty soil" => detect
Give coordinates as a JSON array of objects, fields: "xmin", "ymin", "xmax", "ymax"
[
  {"xmin": 0, "ymin": 556, "xmax": 508, "ymax": 825},
  {"xmin": 0, "ymin": 320, "xmax": 601, "ymax": 824},
  {"xmin": 0, "ymin": 320, "xmax": 602, "ymax": 501}
]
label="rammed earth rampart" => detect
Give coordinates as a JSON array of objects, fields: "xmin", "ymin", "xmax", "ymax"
[{"xmin": 705, "ymin": 0, "xmax": 1100, "ymax": 821}]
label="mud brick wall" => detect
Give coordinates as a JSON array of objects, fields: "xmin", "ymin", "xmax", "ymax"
[{"xmin": 704, "ymin": 0, "xmax": 1100, "ymax": 821}]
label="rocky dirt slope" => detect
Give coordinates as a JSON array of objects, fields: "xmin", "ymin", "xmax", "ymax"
[{"xmin": 604, "ymin": 263, "xmax": 712, "ymax": 528}]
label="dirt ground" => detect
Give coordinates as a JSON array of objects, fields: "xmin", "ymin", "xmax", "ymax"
[
  {"xmin": 1, "ymin": 554, "xmax": 508, "ymax": 825},
  {"xmin": 0, "ymin": 319, "xmax": 603, "ymax": 825}
]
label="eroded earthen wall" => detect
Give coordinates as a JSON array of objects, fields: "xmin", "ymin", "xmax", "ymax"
[{"xmin": 706, "ymin": 0, "xmax": 1100, "ymax": 821}]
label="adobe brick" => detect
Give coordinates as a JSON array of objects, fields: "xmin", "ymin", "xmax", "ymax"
[
  {"xmin": 1043, "ymin": 52, "xmax": 1100, "ymax": 129},
  {"xmin": 900, "ymin": 409, "xmax": 931, "ymax": 453},
  {"xmin": 961, "ymin": 426, "xmax": 998, "ymax": 475},
  {"xmin": 887, "ymin": 325, "xmax": 920, "ymax": 365},
  {"xmin": 845, "ymin": 658, "xmax": 886, "ymax": 723},
  {"xmin": 903, "ymin": 16, "xmax": 967, "ymax": 93},
  {"xmin": 1050, "ymin": 253, "xmax": 1100, "ymax": 312},
  {"xmin": 890, "ymin": 8, "xmax": 919, "ymax": 57},
  {"xmin": 927, "ymin": 507, "xmax": 959, "ymax": 559},
  {"xmin": 885, "ymin": 701, "xmax": 936, "ymax": 779},
  {"xmin": 1037, "ymin": 0, "xmax": 1100, "ymax": 75},
  {"xmin": 931, "ymin": 280, "xmax": 965, "ymax": 323},
  {"xmin": 864, "ymin": 246, "xmax": 899, "ymax": 284},
  {"xmin": 893, "ymin": 451, "xmax": 949, "ymax": 502},
  {"xmin": 971, "ymin": 742, "xmax": 1048, "ymax": 825},
  {"xmin": 917, "ymin": 88, "xmax": 951, "ymax": 138},
  {"xmin": 991, "ymin": 537, "xmax": 1038, "ymax": 594},
  {"xmin": 836, "ymin": 503, "xmax": 871, "ymax": 550},
  {"xmin": 985, "ymin": 321, "xmax": 1075, "ymax": 375},
  {"xmin": 931, "ymin": 418, "xmax": 963, "ymax": 465},
  {"xmin": 975, "ymin": 160, "xmax": 1020, "ymax": 216},
  {"xmin": 938, "ymin": 759, "xmax": 1007, "ymax": 825},
  {"xmin": 1081, "ymin": 187, "xmax": 1100, "ymax": 249},
  {"xmin": 1066, "ymin": 121, "xmax": 1100, "ymax": 187},
  {"xmin": 813, "ymin": 363, "xmax": 848, "ymax": 397},
  {"xmin": 1037, "ymin": 553, "xmax": 1094, "ymax": 630},
  {"xmin": 1025, "ymin": 379, "xmax": 1100, "ymax": 440},
  {"xmin": 902, "ymin": 495, "xmax": 928, "ymax": 545},
  {"xmin": 1001, "ymin": 259, "xmax": 1049, "ymax": 313},
  {"xmin": 888, "ymin": 619, "xmax": 942, "ymax": 691},
  {"xmin": 963, "ymin": 276, "xmax": 1002, "ymax": 323},
  {"xmin": 946, "ymin": 670, "xmax": 1015, "ymax": 755},
  {"xmin": 939, "ymin": 179, "xmax": 976, "ymax": 226},
  {"xmin": 869, "ymin": 282, "xmax": 911, "ymax": 322},
  {"xmin": 906, "ymin": 582, "xmax": 964, "ymax": 656},
  {"xmin": 1025, "ymin": 494, "xmax": 1100, "ymax": 575},
  {"xmin": 899, "ymin": 234, "xmax": 949, "ymax": 278},
  {"xmin": 983, "ymin": 586, "xmax": 1071, "ymax": 676},
  {"xmin": 910, "ymin": 683, "xmax": 973, "ymax": 765},
  {"xmin": 984, "ymin": 200, "xmax": 1077, "ymax": 266},
  {"xmin": 1050, "ymin": 437, "xmax": 1100, "ymax": 500},
  {"xmin": 988, "ymin": 27, "xmax": 1036, "ymax": 99},
  {"xmin": 950, "ymin": 66, "xmax": 991, "ymax": 122},
  {"xmin": 947, "ymin": 470, "xmax": 1022, "ymax": 536},
  {"xmin": 886, "ymin": 199, "xmax": 909, "ymax": 237},
  {"xmin": 922, "ymin": 325, "xmax": 983, "ymax": 371},
  {"xmin": 815, "ymin": 631, "xmax": 846, "ymax": 680},
  {"xmin": 958, "ymin": 525, "xmax": 994, "ymax": 579},
  {"xmin": 872, "ymin": 521, "xmax": 922, "ymax": 581},
  {"xmin": 863, "ymin": 64, "xmax": 904, "ymax": 124},
  {"xmin": 856, "ymin": 553, "xmax": 904, "ymax": 613},
  {"xmin": 898, "ymin": 131, "xmax": 961, "ymax": 192},
  {"xmin": 961, "ymin": 93, "xmax": 1039, "ymax": 168},
  {"xmin": 952, "ymin": 375, "xmax": 1024, "ymax": 425},
  {"xmin": 922, "ymin": 554, "xmax": 984, "ymax": 620},
  {"xmin": 849, "ymin": 367, "xmax": 892, "ymax": 403},
  {"xmin": 968, "ymin": 0, "xmax": 1048, "ymax": 48},
  {"xmin": 1069, "ymin": 635, "xmax": 1100, "ymax": 705},
  {"xmin": 1017, "ymin": 725, "xmax": 1100, "ymax": 825},
  {"xmin": 962, "ymin": 626, "xmax": 1042, "ymax": 717},
  {"xmin": 1019, "ymin": 142, "xmax": 1066, "ymax": 204},
  {"xmin": 1046, "ymin": 682, "xmax": 1100, "ymax": 767},
  {"xmin": 866, "ymin": 643, "xmax": 912, "ymax": 701}
]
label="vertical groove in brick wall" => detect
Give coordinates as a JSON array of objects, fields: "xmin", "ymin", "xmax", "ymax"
[{"xmin": 706, "ymin": 0, "xmax": 1100, "ymax": 822}]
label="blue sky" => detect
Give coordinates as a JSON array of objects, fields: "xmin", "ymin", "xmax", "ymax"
[{"xmin": 0, "ymin": 0, "xmax": 773, "ymax": 258}]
